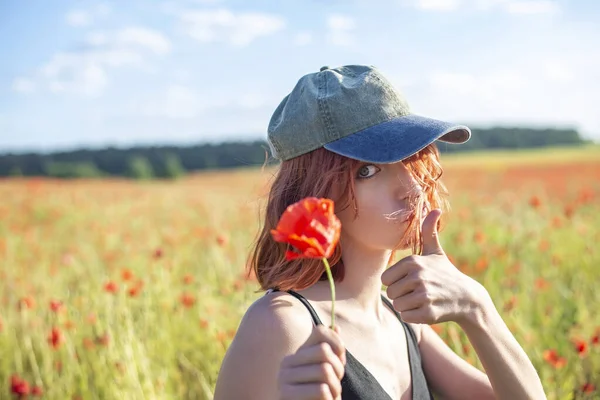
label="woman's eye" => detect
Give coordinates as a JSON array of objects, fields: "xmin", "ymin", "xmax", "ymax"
[{"xmin": 357, "ymin": 165, "xmax": 379, "ymax": 179}]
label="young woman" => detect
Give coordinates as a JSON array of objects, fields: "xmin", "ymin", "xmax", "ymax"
[{"xmin": 213, "ymin": 65, "xmax": 546, "ymax": 400}]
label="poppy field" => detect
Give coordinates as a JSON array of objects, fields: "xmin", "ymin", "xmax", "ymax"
[{"xmin": 1, "ymin": 145, "xmax": 599, "ymax": 399}]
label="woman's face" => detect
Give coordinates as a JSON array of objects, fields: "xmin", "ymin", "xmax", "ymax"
[{"xmin": 335, "ymin": 161, "xmax": 426, "ymax": 251}]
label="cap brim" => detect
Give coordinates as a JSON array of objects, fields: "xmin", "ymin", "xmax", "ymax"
[{"xmin": 322, "ymin": 114, "xmax": 471, "ymax": 163}]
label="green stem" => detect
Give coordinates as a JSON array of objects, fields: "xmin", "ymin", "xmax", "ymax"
[{"xmin": 321, "ymin": 257, "xmax": 335, "ymax": 330}]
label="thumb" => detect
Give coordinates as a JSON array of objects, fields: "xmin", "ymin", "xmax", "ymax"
[{"xmin": 421, "ymin": 209, "xmax": 444, "ymax": 255}]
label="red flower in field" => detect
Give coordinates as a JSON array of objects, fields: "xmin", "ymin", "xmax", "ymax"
[
  {"xmin": 183, "ymin": 274, "xmax": 194, "ymax": 285},
  {"xmin": 50, "ymin": 300, "xmax": 64, "ymax": 313},
  {"xmin": 529, "ymin": 195, "xmax": 541, "ymax": 209},
  {"xmin": 216, "ymin": 235, "xmax": 228, "ymax": 247},
  {"xmin": 32, "ymin": 385, "xmax": 43, "ymax": 396},
  {"xmin": 83, "ymin": 337, "xmax": 95, "ymax": 349},
  {"xmin": 63, "ymin": 320, "xmax": 75, "ymax": 330},
  {"xmin": 564, "ymin": 204, "xmax": 575, "ymax": 219},
  {"xmin": 48, "ymin": 326, "xmax": 63, "ymax": 349},
  {"xmin": 104, "ymin": 281, "xmax": 118, "ymax": 294},
  {"xmin": 180, "ymin": 293, "xmax": 196, "ymax": 308},
  {"xmin": 591, "ymin": 330, "xmax": 600, "ymax": 346},
  {"xmin": 270, "ymin": 197, "xmax": 341, "ymax": 261},
  {"xmin": 475, "ymin": 257, "xmax": 489, "ymax": 272},
  {"xmin": 19, "ymin": 296, "xmax": 35, "ymax": 310},
  {"xmin": 153, "ymin": 248, "xmax": 163, "ymax": 259},
  {"xmin": 200, "ymin": 319, "xmax": 209, "ymax": 329},
  {"xmin": 534, "ymin": 278, "xmax": 549, "ymax": 291},
  {"xmin": 10, "ymin": 374, "xmax": 30, "ymax": 396},
  {"xmin": 473, "ymin": 231, "xmax": 485, "ymax": 244},
  {"xmin": 551, "ymin": 216, "xmax": 562, "ymax": 228},
  {"xmin": 581, "ymin": 383, "xmax": 596, "ymax": 394},
  {"xmin": 542, "ymin": 349, "xmax": 566, "ymax": 369},
  {"xmin": 121, "ymin": 268, "xmax": 134, "ymax": 281},
  {"xmin": 573, "ymin": 338, "xmax": 588, "ymax": 357},
  {"xmin": 96, "ymin": 333, "xmax": 110, "ymax": 347},
  {"xmin": 128, "ymin": 284, "xmax": 142, "ymax": 297}
]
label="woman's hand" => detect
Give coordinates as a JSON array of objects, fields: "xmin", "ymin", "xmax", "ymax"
[{"xmin": 381, "ymin": 209, "xmax": 492, "ymax": 326}]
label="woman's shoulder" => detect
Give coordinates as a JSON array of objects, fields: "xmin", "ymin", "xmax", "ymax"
[{"xmin": 240, "ymin": 290, "xmax": 316, "ymax": 346}]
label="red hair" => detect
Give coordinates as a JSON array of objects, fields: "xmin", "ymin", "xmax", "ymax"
[{"xmin": 246, "ymin": 143, "xmax": 449, "ymax": 293}]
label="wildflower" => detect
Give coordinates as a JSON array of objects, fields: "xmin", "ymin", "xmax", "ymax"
[
  {"xmin": 573, "ymin": 338, "xmax": 587, "ymax": 357},
  {"xmin": 270, "ymin": 197, "xmax": 341, "ymax": 261},
  {"xmin": 48, "ymin": 327, "xmax": 63, "ymax": 349},
  {"xmin": 216, "ymin": 235, "xmax": 228, "ymax": 247},
  {"xmin": 19, "ymin": 296, "xmax": 35, "ymax": 310},
  {"xmin": 50, "ymin": 300, "xmax": 64, "ymax": 313},
  {"xmin": 10, "ymin": 375, "xmax": 29, "ymax": 396},
  {"xmin": 104, "ymin": 281, "xmax": 118, "ymax": 294},
  {"xmin": 591, "ymin": 329, "xmax": 600, "ymax": 346},
  {"xmin": 32, "ymin": 385, "xmax": 43, "ymax": 396},
  {"xmin": 529, "ymin": 195, "xmax": 541, "ymax": 209},
  {"xmin": 183, "ymin": 274, "xmax": 194, "ymax": 285},
  {"xmin": 121, "ymin": 268, "xmax": 133, "ymax": 281},
  {"xmin": 180, "ymin": 293, "xmax": 196, "ymax": 308},
  {"xmin": 96, "ymin": 333, "xmax": 110, "ymax": 347},
  {"xmin": 542, "ymin": 349, "xmax": 566, "ymax": 369},
  {"xmin": 270, "ymin": 197, "xmax": 341, "ymax": 328},
  {"xmin": 581, "ymin": 383, "xmax": 595, "ymax": 394}
]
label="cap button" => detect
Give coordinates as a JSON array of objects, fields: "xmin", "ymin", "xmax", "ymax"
[{"xmin": 320, "ymin": 65, "xmax": 330, "ymax": 72}]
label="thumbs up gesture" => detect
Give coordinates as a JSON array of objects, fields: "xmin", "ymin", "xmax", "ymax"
[{"xmin": 381, "ymin": 209, "xmax": 490, "ymax": 326}]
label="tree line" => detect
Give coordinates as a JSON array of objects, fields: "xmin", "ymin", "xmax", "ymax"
[{"xmin": 0, "ymin": 126, "xmax": 591, "ymax": 179}]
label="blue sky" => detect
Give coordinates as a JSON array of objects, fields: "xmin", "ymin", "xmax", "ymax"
[{"xmin": 1, "ymin": 0, "xmax": 599, "ymax": 153}]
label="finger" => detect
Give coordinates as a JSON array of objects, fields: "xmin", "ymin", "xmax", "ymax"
[
  {"xmin": 286, "ymin": 361, "xmax": 343, "ymax": 388},
  {"xmin": 381, "ymin": 256, "xmax": 417, "ymax": 287},
  {"xmin": 386, "ymin": 274, "xmax": 421, "ymax": 300},
  {"xmin": 287, "ymin": 342, "xmax": 346, "ymax": 379},
  {"xmin": 302, "ymin": 325, "xmax": 346, "ymax": 363},
  {"xmin": 421, "ymin": 209, "xmax": 444, "ymax": 256},
  {"xmin": 281, "ymin": 382, "xmax": 336, "ymax": 400},
  {"xmin": 392, "ymin": 290, "xmax": 425, "ymax": 313}
]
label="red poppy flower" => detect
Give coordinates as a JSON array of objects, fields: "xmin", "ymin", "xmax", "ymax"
[
  {"xmin": 10, "ymin": 375, "xmax": 29, "ymax": 396},
  {"xmin": 573, "ymin": 338, "xmax": 588, "ymax": 357},
  {"xmin": 50, "ymin": 300, "xmax": 64, "ymax": 313},
  {"xmin": 104, "ymin": 281, "xmax": 118, "ymax": 294},
  {"xmin": 581, "ymin": 383, "xmax": 596, "ymax": 394},
  {"xmin": 270, "ymin": 197, "xmax": 341, "ymax": 261},
  {"xmin": 48, "ymin": 327, "xmax": 63, "ymax": 349}
]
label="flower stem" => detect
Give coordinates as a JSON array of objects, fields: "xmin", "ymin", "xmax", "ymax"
[{"xmin": 321, "ymin": 257, "xmax": 335, "ymax": 330}]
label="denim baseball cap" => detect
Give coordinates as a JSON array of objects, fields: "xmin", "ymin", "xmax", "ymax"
[{"xmin": 267, "ymin": 64, "xmax": 471, "ymax": 163}]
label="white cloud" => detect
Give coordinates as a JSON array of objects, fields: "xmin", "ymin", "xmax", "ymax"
[
  {"xmin": 25, "ymin": 27, "xmax": 171, "ymax": 97},
  {"xmin": 179, "ymin": 9, "xmax": 286, "ymax": 47},
  {"xmin": 158, "ymin": 85, "xmax": 206, "ymax": 118},
  {"xmin": 116, "ymin": 27, "xmax": 171, "ymax": 54},
  {"xmin": 137, "ymin": 85, "xmax": 271, "ymax": 119},
  {"xmin": 12, "ymin": 78, "xmax": 36, "ymax": 94},
  {"xmin": 327, "ymin": 15, "xmax": 355, "ymax": 46},
  {"xmin": 505, "ymin": 0, "xmax": 560, "ymax": 14},
  {"xmin": 407, "ymin": 0, "xmax": 560, "ymax": 14},
  {"xmin": 66, "ymin": 11, "xmax": 92, "ymax": 27},
  {"xmin": 410, "ymin": 62, "xmax": 597, "ymax": 137},
  {"xmin": 65, "ymin": 4, "xmax": 111, "ymax": 27},
  {"xmin": 294, "ymin": 31, "xmax": 312, "ymax": 46},
  {"xmin": 416, "ymin": 0, "xmax": 461, "ymax": 11},
  {"xmin": 542, "ymin": 61, "xmax": 574, "ymax": 83}
]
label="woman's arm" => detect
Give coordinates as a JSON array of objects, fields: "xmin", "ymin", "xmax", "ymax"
[
  {"xmin": 411, "ymin": 289, "xmax": 546, "ymax": 400},
  {"xmin": 456, "ymin": 293, "xmax": 546, "ymax": 400}
]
